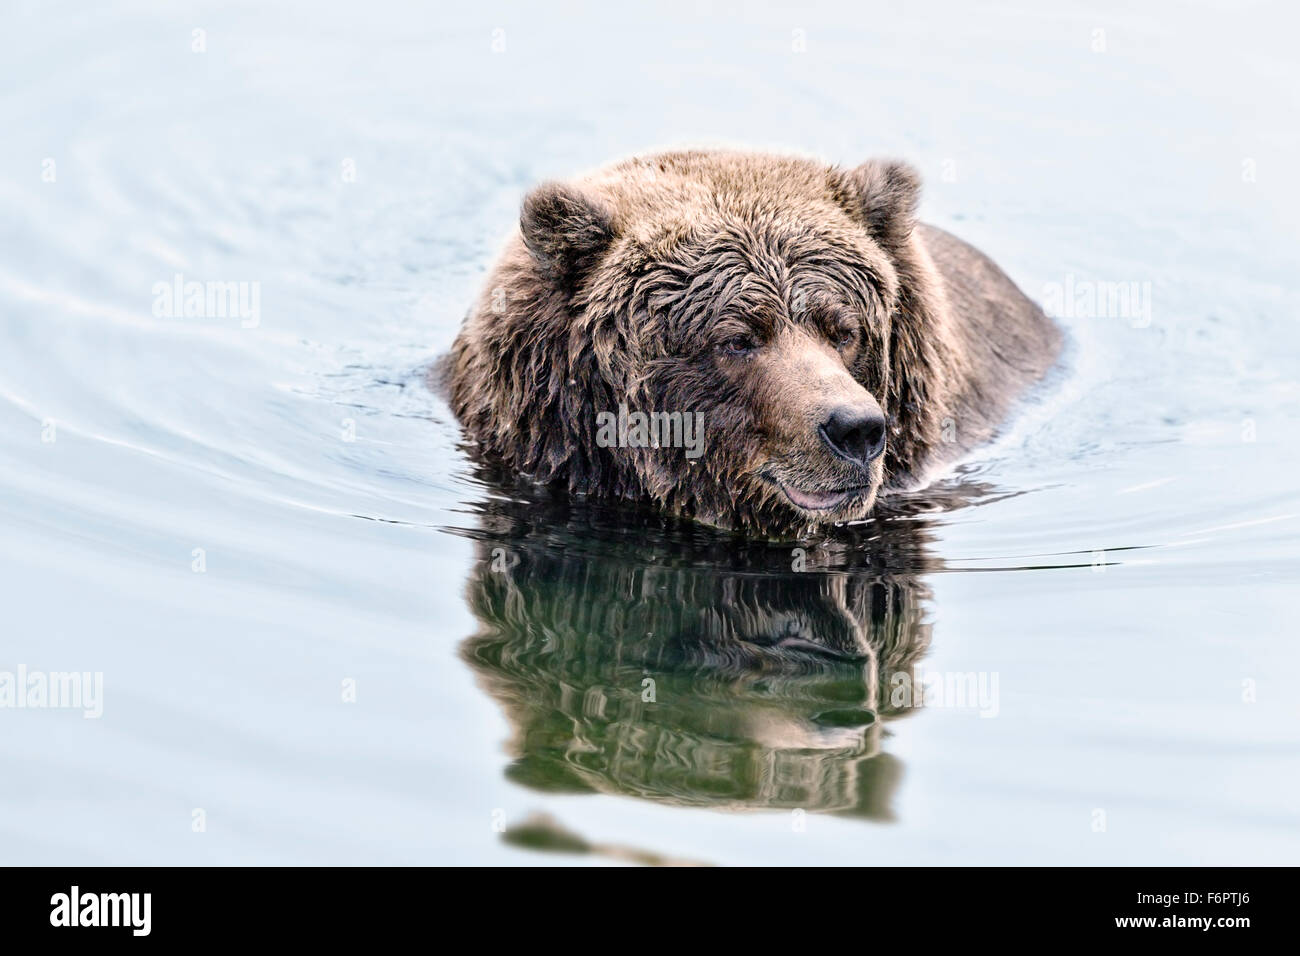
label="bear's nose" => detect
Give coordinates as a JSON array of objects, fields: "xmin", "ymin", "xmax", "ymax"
[{"xmin": 820, "ymin": 405, "xmax": 887, "ymax": 465}]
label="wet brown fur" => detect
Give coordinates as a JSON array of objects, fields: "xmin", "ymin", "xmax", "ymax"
[{"xmin": 443, "ymin": 150, "xmax": 1060, "ymax": 537}]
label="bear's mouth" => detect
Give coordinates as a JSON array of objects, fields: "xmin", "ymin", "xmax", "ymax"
[{"xmin": 775, "ymin": 480, "xmax": 873, "ymax": 512}]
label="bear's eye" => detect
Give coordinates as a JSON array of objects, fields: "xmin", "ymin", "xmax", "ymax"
[
  {"xmin": 831, "ymin": 326, "xmax": 858, "ymax": 349},
  {"xmin": 717, "ymin": 333, "xmax": 759, "ymax": 356}
]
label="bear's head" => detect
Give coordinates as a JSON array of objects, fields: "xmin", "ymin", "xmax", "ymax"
[{"xmin": 448, "ymin": 151, "xmax": 951, "ymax": 537}]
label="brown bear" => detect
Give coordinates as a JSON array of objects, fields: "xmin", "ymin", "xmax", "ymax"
[{"xmin": 442, "ymin": 150, "xmax": 1060, "ymax": 537}]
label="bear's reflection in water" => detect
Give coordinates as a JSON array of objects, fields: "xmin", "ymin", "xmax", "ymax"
[{"xmin": 454, "ymin": 489, "xmax": 956, "ymax": 820}]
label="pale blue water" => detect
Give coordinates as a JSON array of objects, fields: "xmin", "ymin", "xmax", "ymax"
[{"xmin": 2, "ymin": 0, "xmax": 1298, "ymax": 865}]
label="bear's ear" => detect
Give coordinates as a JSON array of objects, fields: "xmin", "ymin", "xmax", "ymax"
[
  {"xmin": 836, "ymin": 159, "xmax": 921, "ymax": 250},
  {"xmin": 520, "ymin": 182, "xmax": 616, "ymax": 289}
]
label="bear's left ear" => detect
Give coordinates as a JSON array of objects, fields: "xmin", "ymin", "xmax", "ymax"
[
  {"xmin": 835, "ymin": 159, "xmax": 921, "ymax": 250},
  {"xmin": 520, "ymin": 182, "xmax": 617, "ymax": 290}
]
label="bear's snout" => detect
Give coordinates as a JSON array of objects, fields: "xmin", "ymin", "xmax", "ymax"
[{"xmin": 821, "ymin": 402, "xmax": 887, "ymax": 467}]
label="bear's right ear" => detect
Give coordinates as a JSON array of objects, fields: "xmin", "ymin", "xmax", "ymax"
[
  {"xmin": 520, "ymin": 182, "xmax": 616, "ymax": 290},
  {"xmin": 836, "ymin": 159, "xmax": 921, "ymax": 250}
]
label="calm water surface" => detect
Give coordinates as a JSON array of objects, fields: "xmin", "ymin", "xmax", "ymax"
[{"xmin": 2, "ymin": 0, "xmax": 1298, "ymax": 864}]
